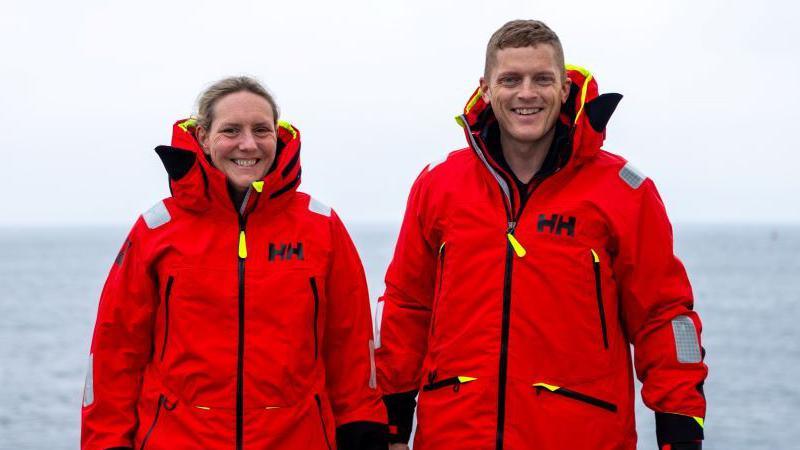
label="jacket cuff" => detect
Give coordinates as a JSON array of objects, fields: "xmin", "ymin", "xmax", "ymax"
[
  {"xmin": 656, "ymin": 412, "xmax": 704, "ymax": 446},
  {"xmin": 335, "ymin": 421, "xmax": 388, "ymax": 450},
  {"xmin": 382, "ymin": 390, "xmax": 417, "ymax": 444}
]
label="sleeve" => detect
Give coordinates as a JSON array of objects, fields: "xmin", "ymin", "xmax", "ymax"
[
  {"xmin": 374, "ymin": 169, "xmax": 438, "ymax": 444},
  {"xmin": 323, "ymin": 211, "xmax": 388, "ymax": 448},
  {"xmin": 81, "ymin": 220, "xmax": 159, "ymax": 449},
  {"xmin": 612, "ymin": 179, "xmax": 708, "ymax": 448}
]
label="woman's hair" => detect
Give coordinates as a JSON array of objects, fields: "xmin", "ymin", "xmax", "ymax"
[{"xmin": 195, "ymin": 76, "xmax": 280, "ymax": 129}]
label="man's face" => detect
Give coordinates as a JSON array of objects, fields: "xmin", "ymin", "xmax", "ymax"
[{"xmin": 480, "ymin": 44, "xmax": 570, "ymax": 150}]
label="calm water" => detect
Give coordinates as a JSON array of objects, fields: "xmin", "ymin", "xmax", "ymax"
[{"xmin": 0, "ymin": 224, "xmax": 798, "ymax": 449}]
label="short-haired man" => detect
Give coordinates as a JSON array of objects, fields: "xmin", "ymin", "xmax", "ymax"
[{"xmin": 375, "ymin": 20, "xmax": 707, "ymax": 450}]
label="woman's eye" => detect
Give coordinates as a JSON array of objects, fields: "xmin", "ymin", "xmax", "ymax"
[{"xmin": 222, "ymin": 128, "xmax": 238, "ymax": 135}]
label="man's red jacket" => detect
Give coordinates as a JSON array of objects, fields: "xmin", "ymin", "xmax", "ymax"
[
  {"xmin": 82, "ymin": 119, "xmax": 386, "ymax": 449},
  {"xmin": 375, "ymin": 66, "xmax": 707, "ymax": 450}
]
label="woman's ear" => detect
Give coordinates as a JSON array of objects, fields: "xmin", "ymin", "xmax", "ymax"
[{"xmin": 196, "ymin": 126, "xmax": 210, "ymax": 155}]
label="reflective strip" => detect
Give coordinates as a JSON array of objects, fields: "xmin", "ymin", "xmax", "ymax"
[
  {"xmin": 672, "ymin": 316, "xmax": 702, "ymax": 363},
  {"xmin": 308, "ymin": 197, "xmax": 331, "ymax": 217},
  {"xmin": 195, "ymin": 405, "xmax": 211, "ymax": 410},
  {"xmin": 238, "ymin": 231, "xmax": 248, "ymax": 259},
  {"xmin": 142, "ymin": 201, "xmax": 171, "ymax": 229},
  {"xmin": 368, "ymin": 339, "xmax": 377, "ymax": 389},
  {"xmin": 278, "ymin": 120, "xmax": 298, "ymax": 139},
  {"xmin": 82, "ymin": 354, "xmax": 94, "ymax": 407},
  {"xmin": 251, "ymin": 181, "xmax": 264, "ymax": 193},
  {"xmin": 178, "ymin": 118, "xmax": 197, "ymax": 131},
  {"xmin": 532, "ymin": 382, "xmax": 560, "ymax": 392},
  {"xmin": 507, "ymin": 233, "xmax": 526, "ymax": 257},
  {"xmin": 460, "ymin": 114, "xmax": 512, "ymax": 204},
  {"xmin": 427, "ymin": 154, "xmax": 447, "ymax": 171},
  {"xmin": 374, "ymin": 300, "xmax": 384, "ymax": 349},
  {"xmin": 619, "ymin": 163, "xmax": 646, "ymax": 189}
]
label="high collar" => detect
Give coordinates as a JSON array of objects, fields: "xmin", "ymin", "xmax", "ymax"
[{"xmin": 155, "ymin": 118, "xmax": 302, "ymax": 217}]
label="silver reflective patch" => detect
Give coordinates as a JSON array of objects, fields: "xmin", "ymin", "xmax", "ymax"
[
  {"xmin": 83, "ymin": 354, "xmax": 94, "ymax": 407},
  {"xmin": 374, "ymin": 300, "xmax": 384, "ymax": 349},
  {"xmin": 143, "ymin": 200, "xmax": 171, "ymax": 229},
  {"xmin": 308, "ymin": 197, "xmax": 331, "ymax": 217},
  {"xmin": 368, "ymin": 340, "xmax": 377, "ymax": 389},
  {"xmin": 619, "ymin": 163, "xmax": 646, "ymax": 189},
  {"xmin": 672, "ymin": 316, "xmax": 702, "ymax": 363}
]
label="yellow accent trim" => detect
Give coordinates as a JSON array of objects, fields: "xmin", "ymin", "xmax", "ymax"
[
  {"xmin": 532, "ymin": 382, "xmax": 560, "ymax": 392},
  {"xmin": 439, "ymin": 242, "xmax": 446, "ymax": 253},
  {"xmin": 507, "ymin": 233, "xmax": 526, "ymax": 257},
  {"xmin": 464, "ymin": 89, "xmax": 482, "ymax": 114},
  {"xmin": 195, "ymin": 405, "xmax": 211, "ymax": 410},
  {"xmin": 278, "ymin": 120, "xmax": 297, "ymax": 139},
  {"xmin": 178, "ymin": 118, "xmax": 197, "ymax": 132},
  {"xmin": 252, "ymin": 181, "xmax": 264, "ymax": 193},
  {"xmin": 238, "ymin": 231, "xmax": 247, "ymax": 259},
  {"xmin": 455, "ymin": 115, "xmax": 466, "ymax": 128},
  {"xmin": 591, "ymin": 249, "xmax": 600, "ymax": 263},
  {"xmin": 565, "ymin": 64, "xmax": 592, "ymax": 78},
  {"xmin": 457, "ymin": 376, "xmax": 477, "ymax": 383},
  {"xmin": 574, "ymin": 74, "xmax": 593, "ymax": 125},
  {"xmin": 694, "ymin": 417, "xmax": 704, "ymax": 428}
]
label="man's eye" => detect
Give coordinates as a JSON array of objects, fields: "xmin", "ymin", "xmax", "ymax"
[
  {"xmin": 500, "ymin": 77, "xmax": 519, "ymax": 86},
  {"xmin": 254, "ymin": 127, "xmax": 272, "ymax": 135},
  {"xmin": 536, "ymin": 76, "xmax": 555, "ymax": 86}
]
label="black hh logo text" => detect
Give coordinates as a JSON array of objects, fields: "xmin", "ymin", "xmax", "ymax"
[
  {"xmin": 537, "ymin": 214, "xmax": 576, "ymax": 237},
  {"xmin": 269, "ymin": 242, "xmax": 304, "ymax": 261}
]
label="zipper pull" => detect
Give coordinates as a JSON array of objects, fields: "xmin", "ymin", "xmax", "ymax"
[
  {"xmin": 238, "ymin": 231, "xmax": 248, "ymax": 259},
  {"xmin": 506, "ymin": 224, "xmax": 526, "ymax": 258},
  {"xmin": 251, "ymin": 181, "xmax": 264, "ymax": 193}
]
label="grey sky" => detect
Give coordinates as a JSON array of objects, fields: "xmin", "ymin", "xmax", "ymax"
[{"xmin": 1, "ymin": 0, "xmax": 797, "ymax": 226}]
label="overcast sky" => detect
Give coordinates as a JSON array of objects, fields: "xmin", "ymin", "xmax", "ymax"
[{"xmin": 1, "ymin": 0, "xmax": 797, "ymax": 227}]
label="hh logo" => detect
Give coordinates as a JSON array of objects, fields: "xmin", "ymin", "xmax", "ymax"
[
  {"xmin": 269, "ymin": 242, "xmax": 304, "ymax": 261},
  {"xmin": 537, "ymin": 214, "xmax": 576, "ymax": 237}
]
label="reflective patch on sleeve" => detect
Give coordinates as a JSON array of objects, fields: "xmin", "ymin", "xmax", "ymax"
[
  {"xmin": 142, "ymin": 200, "xmax": 171, "ymax": 229},
  {"xmin": 619, "ymin": 162, "xmax": 646, "ymax": 189},
  {"xmin": 427, "ymin": 154, "xmax": 447, "ymax": 171},
  {"xmin": 83, "ymin": 354, "xmax": 94, "ymax": 407},
  {"xmin": 368, "ymin": 339, "xmax": 377, "ymax": 389},
  {"xmin": 672, "ymin": 316, "xmax": 702, "ymax": 363},
  {"xmin": 374, "ymin": 300, "xmax": 384, "ymax": 349},
  {"xmin": 308, "ymin": 197, "xmax": 331, "ymax": 217}
]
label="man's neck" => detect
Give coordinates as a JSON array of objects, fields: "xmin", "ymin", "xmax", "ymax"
[{"xmin": 500, "ymin": 127, "xmax": 556, "ymax": 184}]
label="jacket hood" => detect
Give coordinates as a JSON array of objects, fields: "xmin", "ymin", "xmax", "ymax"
[
  {"xmin": 154, "ymin": 117, "xmax": 302, "ymax": 214},
  {"xmin": 457, "ymin": 64, "xmax": 623, "ymax": 167}
]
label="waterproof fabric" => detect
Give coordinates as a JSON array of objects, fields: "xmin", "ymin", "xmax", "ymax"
[
  {"xmin": 82, "ymin": 119, "xmax": 386, "ymax": 449},
  {"xmin": 375, "ymin": 67, "xmax": 707, "ymax": 450}
]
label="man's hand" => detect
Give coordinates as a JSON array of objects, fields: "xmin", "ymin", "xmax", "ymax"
[{"xmin": 389, "ymin": 444, "xmax": 410, "ymax": 450}]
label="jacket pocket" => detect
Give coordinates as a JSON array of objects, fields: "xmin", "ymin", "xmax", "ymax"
[
  {"xmin": 430, "ymin": 242, "xmax": 446, "ymax": 336},
  {"xmin": 533, "ymin": 382, "xmax": 616, "ymax": 413},
  {"xmin": 140, "ymin": 393, "xmax": 177, "ymax": 450},
  {"xmin": 314, "ymin": 394, "xmax": 333, "ymax": 450},
  {"xmin": 590, "ymin": 249, "xmax": 609, "ymax": 350},
  {"xmin": 422, "ymin": 373, "xmax": 477, "ymax": 393},
  {"xmin": 309, "ymin": 277, "xmax": 320, "ymax": 360},
  {"xmin": 160, "ymin": 276, "xmax": 174, "ymax": 361}
]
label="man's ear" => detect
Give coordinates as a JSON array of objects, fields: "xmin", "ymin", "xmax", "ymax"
[
  {"xmin": 479, "ymin": 77, "xmax": 491, "ymax": 104},
  {"xmin": 561, "ymin": 76, "xmax": 571, "ymax": 104}
]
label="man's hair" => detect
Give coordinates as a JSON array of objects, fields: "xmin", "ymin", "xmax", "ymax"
[
  {"xmin": 484, "ymin": 20, "xmax": 565, "ymax": 79},
  {"xmin": 196, "ymin": 76, "xmax": 279, "ymax": 130}
]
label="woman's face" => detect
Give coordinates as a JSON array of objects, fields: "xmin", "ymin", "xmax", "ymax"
[{"xmin": 197, "ymin": 91, "xmax": 278, "ymax": 194}]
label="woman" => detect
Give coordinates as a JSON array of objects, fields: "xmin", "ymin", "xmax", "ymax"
[{"xmin": 81, "ymin": 77, "xmax": 387, "ymax": 449}]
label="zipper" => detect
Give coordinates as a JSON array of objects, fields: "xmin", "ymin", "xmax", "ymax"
[
  {"xmin": 236, "ymin": 215, "xmax": 247, "ymax": 450},
  {"xmin": 159, "ymin": 276, "xmax": 174, "ymax": 361},
  {"xmin": 534, "ymin": 383, "xmax": 617, "ymax": 413},
  {"xmin": 315, "ymin": 394, "xmax": 333, "ymax": 450},
  {"xmin": 140, "ymin": 394, "xmax": 176, "ymax": 449},
  {"xmin": 422, "ymin": 375, "xmax": 477, "ymax": 392},
  {"xmin": 430, "ymin": 242, "xmax": 446, "ymax": 336},
  {"xmin": 309, "ymin": 277, "xmax": 320, "ymax": 360},
  {"xmin": 591, "ymin": 249, "xmax": 609, "ymax": 349}
]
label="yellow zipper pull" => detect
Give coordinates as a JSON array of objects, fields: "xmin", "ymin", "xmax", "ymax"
[
  {"xmin": 507, "ymin": 233, "xmax": 526, "ymax": 257},
  {"xmin": 238, "ymin": 231, "xmax": 248, "ymax": 259}
]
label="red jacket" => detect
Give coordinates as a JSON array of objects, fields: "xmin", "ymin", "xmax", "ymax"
[
  {"xmin": 375, "ymin": 66, "xmax": 707, "ymax": 450},
  {"xmin": 82, "ymin": 119, "xmax": 386, "ymax": 449}
]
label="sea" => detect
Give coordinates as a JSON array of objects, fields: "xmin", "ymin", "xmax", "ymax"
[{"xmin": 0, "ymin": 223, "xmax": 798, "ymax": 449}]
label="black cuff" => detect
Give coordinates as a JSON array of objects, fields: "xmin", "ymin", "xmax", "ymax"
[
  {"xmin": 655, "ymin": 412, "xmax": 704, "ymax": 446},
  {"xmin": 336, "ymin": 421, "xmax": 388, "ymax": 450},
  {"xmin": 382, "ymin": 390, "xmax": 417, "ymax": 444}
]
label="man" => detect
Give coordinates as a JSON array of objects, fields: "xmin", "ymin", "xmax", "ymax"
[{"xmin": 375, "ymin": 20, "xmax": 707, "ymax": 450}]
